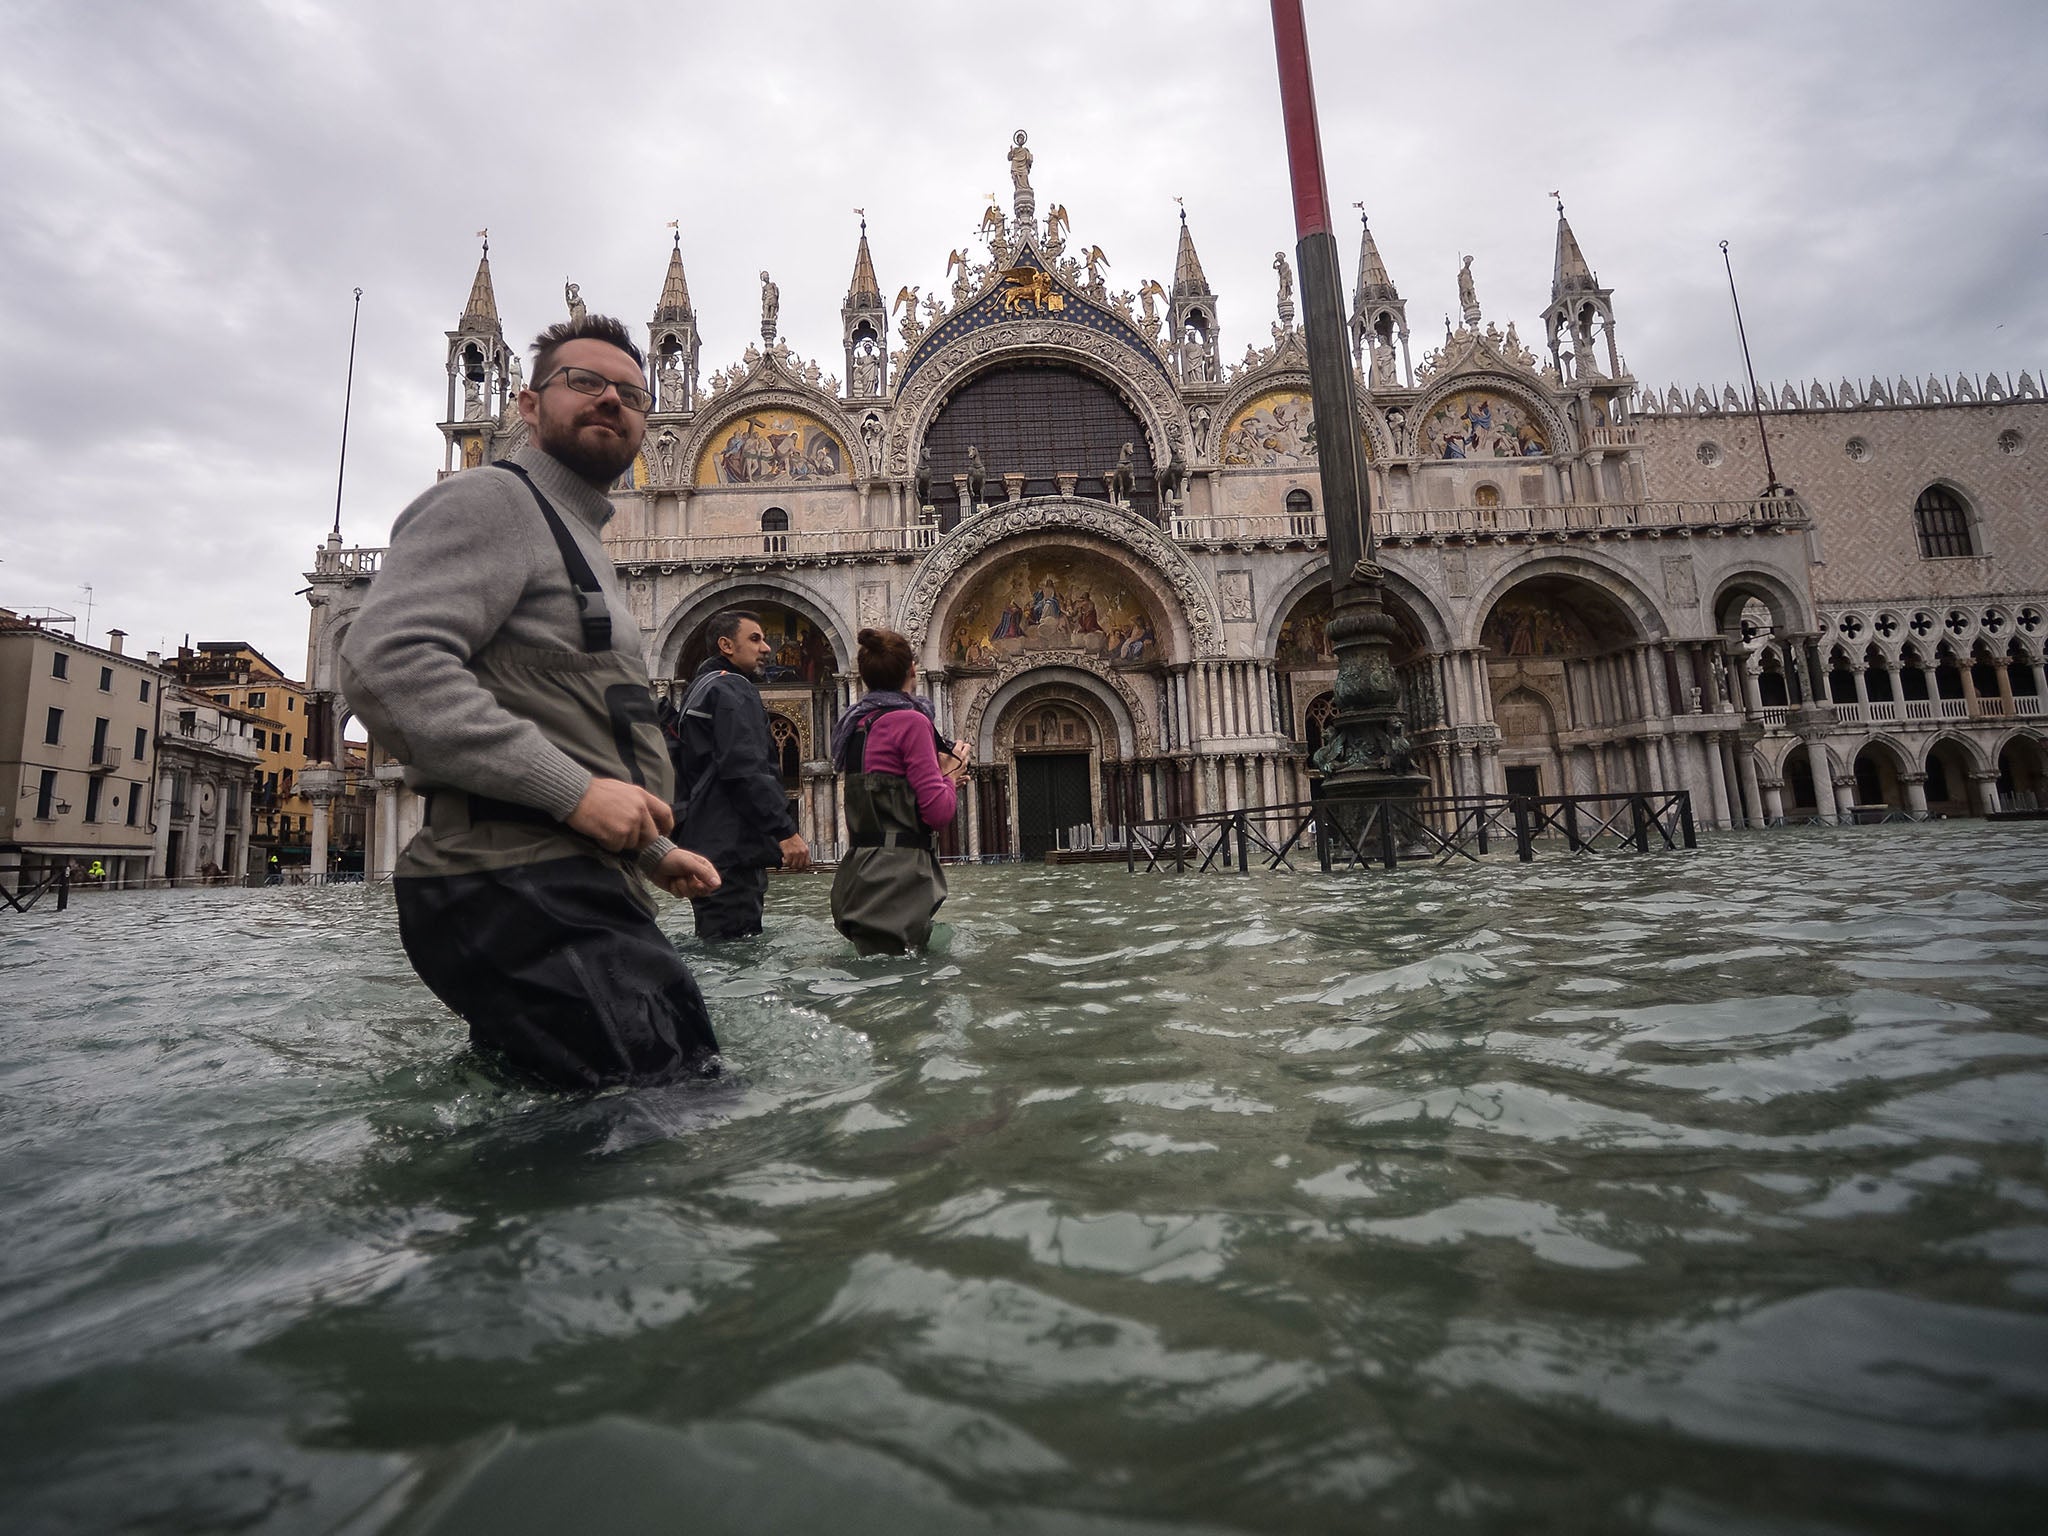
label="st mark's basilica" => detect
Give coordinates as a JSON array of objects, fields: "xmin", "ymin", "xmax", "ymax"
[{"xmin": 301, "ymin": 132, "xmax": 2048, "ymax": 871}]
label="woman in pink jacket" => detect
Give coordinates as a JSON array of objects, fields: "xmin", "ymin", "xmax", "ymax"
[{"xmin": 829, "ymin": 628, "xmax": 970, "ymax": 954}]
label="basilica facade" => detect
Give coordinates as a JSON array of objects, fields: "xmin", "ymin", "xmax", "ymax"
[{"xmin": 302, "ymin": 133, "xmax": 2047, "ymax": 870}]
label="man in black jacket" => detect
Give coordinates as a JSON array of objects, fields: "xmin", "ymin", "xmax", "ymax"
[{"xmin": 673, "ymin": 609, "xmax": 811, "ymax": 940}]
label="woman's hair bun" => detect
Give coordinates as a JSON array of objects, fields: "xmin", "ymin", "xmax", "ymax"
[{"xmin": 857, "ymin": 628, "xmax": 881, "ymax": 649}]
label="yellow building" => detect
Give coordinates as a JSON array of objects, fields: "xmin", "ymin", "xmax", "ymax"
[
  {"xmin": 0, "ymin": 611, "xmax": 163, "ymax": 890},
  {"xmin": 168, "ymin": 642, "xmax": 314, "ymax": 865}
]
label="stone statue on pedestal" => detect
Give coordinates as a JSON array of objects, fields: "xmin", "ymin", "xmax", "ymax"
[
  {"xmin": 1008, "ymin": 129, "xmax": 1034, "ymax": 223},
  {"xmin": 565, "ymin": 281, "xmax": 586, "ymax": 322},
  {"xmin": 759, "ymin": 271, "xmax": 780, "ymax": 346},
  {"xmin": 1107, "ymin": 442, "xmax": 1136, "ymax": 507},
  {"xmin": 1456, "ymin": 256, "xmax": 1480, "ymax": 327},
  {"xmin": 966, "ymin": 445, "xmax": 987, "ymax": 508}
]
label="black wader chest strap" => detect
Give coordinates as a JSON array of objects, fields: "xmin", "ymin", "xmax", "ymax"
[
  {"xmin": 426, "ymin": 791, "xmax": 559, "ymax": 829},
  {"xmin": 849, "ymin": 829, "xmax": 933, "ymax": 851},
  {"xmin": 493, "ymin": 460, "xmax": 612, "ymax": 654}
]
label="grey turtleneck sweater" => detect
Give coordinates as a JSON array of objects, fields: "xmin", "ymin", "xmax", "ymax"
[{"xmin": 340, "ymin": 443, "xmax": 676, "ymax": 871}]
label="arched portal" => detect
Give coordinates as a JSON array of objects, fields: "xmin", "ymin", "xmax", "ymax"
[
  {"xmin": 1270, "ymin": 579, "xmax": 1438, "ymax": 786},
  {"xmin": 977, "ymin": 671, "xmax": 1138, "ymax": 860},
  {"xmin": 1923, "ymin": 737, "xmax": 1980, "ymax": 816},
  {"xmin": 1851, "ymin": 739, "xmax": 1911, "ymax": 814},
  {"xmin": 1996, "ymin": 734, "xmax": 2047, "ymax": 812},
  {"xmin": 1479, "ymin": 572, "xmax": 1652, "ymax": 798}
]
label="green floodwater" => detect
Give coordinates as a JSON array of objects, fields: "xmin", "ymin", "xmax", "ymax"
[{"xmin": 3, "ymin": 824, "xmax": 2047, "ymax": 1534}]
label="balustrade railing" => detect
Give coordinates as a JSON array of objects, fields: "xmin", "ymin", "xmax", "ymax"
[
  {"xmin": 322, "ymin": 497, "xmax": 1802, "ymax": 573},
  {"xmin": 312, "ymin": 546, "xmax": 383, "ymax": 576},
  {"xmin": 607, "ymin": 524, "xmax": 939, "ymax": 564},
  {"xmin": 1584, "ymin": 425, "xmax": 1640, "ymax": 448},
  {"xmin": 1170, "ymin": 496, "xmax": 1802, "ymax": 547}
]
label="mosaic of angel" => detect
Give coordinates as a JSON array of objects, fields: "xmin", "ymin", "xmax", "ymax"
[
  {"xmin": 945, "ymin": 553, "xmax": 1159, "ymax": 667},
  {"xmin": 1221, "ymin": 393, "xmax": 1317, "ymax": 467},
  {"xmin": 699, "ymin": 411, "xmax": 846, "ymax": 485},
  {"xmin": 1421, "ymin": 392, "xmax": 1548, "ymax": 460}
]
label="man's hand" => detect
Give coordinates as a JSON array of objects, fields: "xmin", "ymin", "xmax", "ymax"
[
  {"xmin": 779, "ymin": 833, "xmax": 812, "ymax": 872},
  {"xmin": 653, "ymin": 846, "xmax": 721, "ymax": 899},
  {"xmin": 566, "ymin": 777, "xmax": 674, "ymax": 852},
  {"xmin": 942, "ymin": 743, "xmax": 973, "ymax": 780}
]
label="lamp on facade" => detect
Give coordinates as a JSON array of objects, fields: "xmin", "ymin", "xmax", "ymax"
[{"xmin": 53, "ymin": 801, "xmax": 71, "ymax": 815}]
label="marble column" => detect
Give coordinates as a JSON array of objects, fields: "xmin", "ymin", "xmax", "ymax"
[
  {"xmin": 1901, "ymin": 772, "xmax": 1928, "ymax": 819},
  {"xmin": 309, "ymin": 793, "xmax": 330, "ymax": 878},
  {"xmin": 1970, "ymin": 772, "xmax": 2002, "ymax": 815},
  {"xmin": 1762, "ymin": 778, "xmax": 1785, "ymax": 823},
  {"xmin": 375, "ymin": 782, "xmax": 400, "ymax": 877},
  {"xmin": 1703, "ymin": 735, "xmax": 1732, "ymax": 829},
  {"xmin": 1732, "ymin": 739, "xmax": 1763, "ymax": 827},
  {"xmin": 1805, "ymin": 740, "xmax": 1839, "ymax": 822}
]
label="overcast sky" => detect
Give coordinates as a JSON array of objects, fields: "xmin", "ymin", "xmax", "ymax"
[{"xmin": 3, "ymin": 0, "xmax": 2043, "ymax": 678}]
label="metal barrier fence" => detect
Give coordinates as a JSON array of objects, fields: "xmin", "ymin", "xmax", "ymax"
[{"xmin": 1124, "ymin": 790, "xmax": 1697, "ymax": 874}]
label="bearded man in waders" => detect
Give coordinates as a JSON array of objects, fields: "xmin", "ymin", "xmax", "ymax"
[{"xmin": 341, "ymin": 314, "xmax": 723, "ymax": 1090}]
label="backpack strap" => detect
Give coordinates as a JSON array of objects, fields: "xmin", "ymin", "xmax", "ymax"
[
  {"xmin": 493, "ymin": 460, "xmax": 612, "ymax": 653},
  {"xmin": 671, "ymin": 670, "xmax": 739, "ymax": 813}
]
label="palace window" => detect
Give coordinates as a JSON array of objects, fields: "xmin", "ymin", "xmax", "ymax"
[
  {"xmin": 249, "ymin": 691, "xmax": 266, "ymax": 709},
  {"xmin": 44, "ymin": 706, "xmax": 62, "ymax": 745},
  {"xmin": 761, "ymin": 507, "xmax": 789, "ymax": 554},
  {"xmin": 139, "ymin": 679, "xmax": 150, "ymax": 702},
  {"xmin": 84, "ymin": 777, "xmax": 102, "ymax": 823},
  {"xmin": 1913, "ymin": 485, "xmax": 1977, "ymax": 558},
  {"xmin": 99, "ymin": 666, "xmax": 113, "ymax": 692},
  {"xmin": 51, "ymin": 652, "xmax": 68, "ymax": 680},
  {"xmin": 36, "ymin": 770, "xmax": 57, "ymax": 819}
]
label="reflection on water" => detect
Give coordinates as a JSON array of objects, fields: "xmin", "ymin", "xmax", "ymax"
[{"xmin": 2, "ymin": 824, "xmax": 2046, "ymax": 1533}]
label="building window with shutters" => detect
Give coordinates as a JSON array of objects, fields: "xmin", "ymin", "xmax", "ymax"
[
  {"xmin": 1913, "ymin": 484, "xmax": 1978, "ymax": 559},
  {"xmin": 44, "ymin": 706, "xmax": 62, "ymax": 745}
]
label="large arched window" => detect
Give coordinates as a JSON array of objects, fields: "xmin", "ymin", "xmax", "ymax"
[
  {"xmin": 761, "ymin": 506, "xmax": 789, "ymax": 553},
  {"xmin": 1914, "ymin": 485, "xmax": 1976, "ymax": 559},
  {"xmin": 923, "ymin": 362, "xmax": 1157, "ymax": 522}
]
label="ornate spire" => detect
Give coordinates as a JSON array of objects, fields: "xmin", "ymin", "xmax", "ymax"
[
  {"xmin": 1551, "ymin": 194, "xmax": 1597, "ymax": 299},
  {"xmin": 847, "ymin": 214, "xmax": 882, "ymax": 304},
  {"xmin": 1354, "ymin": 209, "xmax": 1398, "ymax": 305},
  {"xmin": 1171, "ymin": 206, "xmax": 1211, "ymax": 298},
  {"xmin": 653, "ymin": 227, "xmax": 693, "ymax": 323},
  {"xmin": 461, "ymin": 234, "xmax": 499, "ymax": 328}
]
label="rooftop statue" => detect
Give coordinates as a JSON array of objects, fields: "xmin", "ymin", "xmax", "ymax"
[{"xmin": 1008, "ymin": 130, "xmax": 1033, "ymax": 196}]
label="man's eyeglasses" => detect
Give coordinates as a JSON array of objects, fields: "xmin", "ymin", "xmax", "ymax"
[{"xmin": 535, "ymin": 365, "xmax": 654, "ymax": 414}]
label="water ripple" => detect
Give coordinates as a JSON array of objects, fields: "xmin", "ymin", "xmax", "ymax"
[{"xmin": 1, "ymin": 823, "xmax": 2045, "ymax": 1532}]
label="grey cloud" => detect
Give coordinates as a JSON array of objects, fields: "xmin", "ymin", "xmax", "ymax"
[{"xmin": 2, "ymin": 0, "xmax": 2040, "ymax": 670}]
